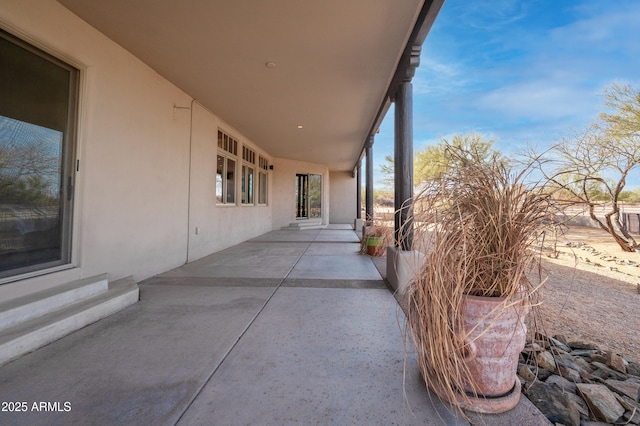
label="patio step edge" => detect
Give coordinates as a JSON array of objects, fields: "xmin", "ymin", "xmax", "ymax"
[
  {"xmin": 281, "ymin": 219, "xmax": 326, "ymax": 230},
  {"xmin": 0, "ymin": 276, "xmax": 139, "ymax": 367},
  {"xmin": 0, "ymin": 274, "xmax": 109, "ymax": 333}
]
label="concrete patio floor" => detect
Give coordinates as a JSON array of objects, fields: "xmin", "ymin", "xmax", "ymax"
[{"xmin": 0, "ymin": 226, "xmax": 548, "ymax": 425}]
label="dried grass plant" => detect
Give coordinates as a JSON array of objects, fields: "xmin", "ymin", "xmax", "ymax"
[
  {"xmin": 360, "ymin": 212, "xmax": 394, "ymax": 257},
  {"xmin": 405, "ymin": 145, "xmax": 559, "ymax": 413}
]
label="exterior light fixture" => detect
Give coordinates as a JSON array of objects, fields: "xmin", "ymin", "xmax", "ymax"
[
  {"xmin": 297, "ymin": 125, "xmax": 303, "ymax": 129},
  {"xmin": 265, "ymin": 62, "xmax": 276, "ymax": 68}
]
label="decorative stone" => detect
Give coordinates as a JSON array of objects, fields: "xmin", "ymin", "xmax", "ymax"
[
  {"xmin": 614, "ymin": 394, "xmax": 640, "ymax": 424},
  {"xmin": 553, "ymin": 334, "xmax": 569, "ymax": 346},
  {"xmin": 589, "ymin": 368, "xmax": 611, "ymax": 381},
  {"xmin": 518, "ymin": 363, "xmax": 536, "ymax": 383},
  {"xmin": 564, "ymin": 392, "xmax": 589, "ymax": 418},
  {"xmin": 576, "ymin": 383, "xmax": 625, "ymax": 423},
  {"xmin": 628, "ymin": 362, "xmax": 640, "ymax": 377},
  {"xmin": 592, "ymin": 362, "xmax": 628, "ymax": 381},
  {"xmin": 522, "ymin": 342, "xmax": 543, "ymax": 355},
  {"xmin": 547, "ymin": 336, "xmax": 571, "ymax": 353},
  {"xmin": 591, "ymin": 353, "xmax": 608, "ymax": 364},
  {"xmin": 623, "ymin": 409, "xmax": 640, "ymax": 425},
  {"xmin": 537, "ymin": 368, "xmax": 553, "ymax": 381},
  {"xmin": 537, "ymin": 350, "xmax": 557, "ymax": 372},
  {"xmin": 526, "ymin": 382, "xmax": 580, "ymax": 426},
  {"xmin": 568, "ymin": 341, "xmax": 599, "ymax": 350},
  {"xmin": 610, "ymin": 353, "xmax": 629, "ymax": 374},
  {"xmin": 546, "ymin": 374, "xmax": 577, "ymax": 393},
  {"xmin": 572, "ymin": 356, "xmax": 594, "ymax": 373},
  {"xmin": 570, "ymin": 349, "xmax": 598, "ymax": 359},
  {"xmin": 556, "ymin": 353, "xmax": 591, "ymax": 375},
  {"xmin": 614, "ymin": 393, "xmax": 640, "ymax": 412},
  {"xmin": 558, "ymin": 366, "xmax": 582, "ymax": 383},
  {"xmin": 605, "ymin": 379, "xmax": 640, "ymax": 401}
]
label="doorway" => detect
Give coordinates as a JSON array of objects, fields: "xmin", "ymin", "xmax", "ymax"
[{"xmin": 295, "ymin": 174, "xmax": 321, "ymax": 219}]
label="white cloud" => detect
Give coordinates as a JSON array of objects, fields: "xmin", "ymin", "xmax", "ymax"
[{"xmin": 475, "ymin": 80, "xmax": 599, "ymax": 121}]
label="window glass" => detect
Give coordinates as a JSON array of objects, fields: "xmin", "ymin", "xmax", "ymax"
[
  {"xmin": 226, "ymin": 158, "xmax": 235, "ymax": 203},
  {"xmin": 247, "ymin": 167, "xmax": 254, "ymax": 204},
  {"xmin": 0, "ymin": 30, "xmax": 78, "ymax": 279},
  {"xmin": 309, "ymin": 174, "xmax": 322, "ymax": 218},
  {"xmin": 259, "ymin": 172, "xmax": 268, "ymax": 205},
  {"xmin": 216, "ymin": 155, "xmax": 224, "ymax": 203}
]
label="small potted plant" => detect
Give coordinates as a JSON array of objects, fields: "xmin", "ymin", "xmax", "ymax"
[
  {"xmin": 405, "ymin": 146, "xmax": 557, "ymax": 415},
  {"xmin": 361, "ymin": 224, "xmax": 392, "ymax": 256}
]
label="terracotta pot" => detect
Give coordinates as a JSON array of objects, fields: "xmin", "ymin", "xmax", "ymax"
[
  {"xmin": 365, "ymin": 236, "xmax": 384, "ymax": 256},
  {"xmin": 460, "ymin": 293, "xmax": 529, "ymax": 412}
]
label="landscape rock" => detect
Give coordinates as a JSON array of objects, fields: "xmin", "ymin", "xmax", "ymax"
[
  {"xmin": 629, "ymin": 362, "xmax": 640, "ymax": 377},
  {"xmin": 623, "ymin": 409, "xmax": 640, "ymax": 425},
  {"xmin": 592, "ymin": 362, "xmax": 628, "ymax": 381},
  {"xmin": 526, "ymin": 381, "xmax": 580, "ymax": 426},
  {"xmin": 565, "ymin": 392, "xmax": 590, "ymax": 418},
  {"xmin": 518, "ymin": 363, "xmax": 537, "ymax": 383},
  {"xmin": 537, "ymin": 350, "xmax": 557, "ymax": 372},
  {"xmin": 576, "ymin": 383, "xmax": 625, "ymax": 423},
  {"xmin": 559, "ymin": 366, "xmax": 583, "ymax": 383},
  {"xmin": 557, "ymin": 353, "xmax": 592, "ymax": 375},
  {"xmin": 569, "ymin": 341, "xmax": 599, "ymax": 350},
  {"xmin": 518, "ymin": 337, "xmax": 640, "ymax": 425},
  {"xmin": 547, "ymin": 374, "xmax": 577, "ymax": 393},
  {"xmin": 614, "ymin": 393, "xmax": 640, "ymax": 412},
  {"xmin": 609, "ymin": 353, "xmax": 629, "ymax": 374},
  {"xmin": 571, "ymin": 349, "xmax": 600, "ymax": 359},
  {"xmin": 591, "ymin": 353, "xmax": 608, "ymax": 364},
  {"xmin": 604, "ymin": 379, "xmax": 640, "ymax": 401}
]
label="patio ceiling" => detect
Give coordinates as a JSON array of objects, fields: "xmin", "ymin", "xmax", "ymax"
[{"xmin": 58, "ymin": 0, "xmax": 441, "ymax": 171}]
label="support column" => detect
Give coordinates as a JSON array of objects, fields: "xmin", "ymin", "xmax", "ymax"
[
  {"xmin": 356, "ymin": 161, "xmax": 362, "ymax": 220},
  {"xmin": 354, "ymin": 160, "xmax": 364, "ymax": 232},
  {"xmin": 365, "ymin": 136, "xmax": 374, "ymax": 225},
  {"xmin": 394, "ymin": 81, "xmax": 413, "ymax": 250},
  {"xmin": 388, "ymin": 46, "xmax": 422, "ymax": 293}
]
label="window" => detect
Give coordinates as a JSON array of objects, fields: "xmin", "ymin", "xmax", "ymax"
[
  {"xmin": 241, "ymin": 146, "xmax": 256, "ymax": 205},
  {"xmin": 0, "ymin": 29, "xmax": 79, "ymax": 280},
  {"xmin": 216, "ymin": 130, "xmax": 238, "ymax": 204},
  {"xmin": 258, "ymin": 156, "xmax": 269, "ymax": 205}
]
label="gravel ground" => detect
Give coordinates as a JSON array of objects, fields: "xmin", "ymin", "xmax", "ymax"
[{"xmin": 537, "ymin": 226, "xmax": 640, "ymax": 361}]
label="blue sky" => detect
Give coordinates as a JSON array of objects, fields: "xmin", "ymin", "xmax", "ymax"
[{"xmin": 373, "ymin": 0, "xmax": 640, "ymax": 187}]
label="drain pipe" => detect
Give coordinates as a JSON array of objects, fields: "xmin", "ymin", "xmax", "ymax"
[{"xmin": 173, "ymin": 98, "xmax": 197, "ymax": 265}]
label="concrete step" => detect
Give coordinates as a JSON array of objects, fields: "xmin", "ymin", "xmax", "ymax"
[
  {"xmin": 281, "ymin": 219, "xmax": 326, "ymax": 230},
  {"xmin": 0, "ymin": 276, "xmax": 139, "ymax": 366},
  {"xmin": 0, "ymin": 274, "xmax": 109, "ymax": 333}
]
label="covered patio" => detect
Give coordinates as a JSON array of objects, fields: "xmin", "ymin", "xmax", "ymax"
[{"xmin": 0, "ymin": 227, "xmax": 547, "ymax": 425}]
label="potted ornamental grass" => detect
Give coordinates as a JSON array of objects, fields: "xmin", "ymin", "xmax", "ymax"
[
  {"xmin": 361, "ymin": 222, "xmax": 393, "ymax": 257},
  {"xmin": 405, "ymin": 145, "xmax": 558, "ymax": 415}
]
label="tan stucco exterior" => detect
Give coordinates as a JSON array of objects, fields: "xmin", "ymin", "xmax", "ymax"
[
  {"xmin": 0, "ymin": 0, "xmax": 361, "ymax": 302},
  {"xmin": 329, "ymin": 171, "xmax": 357, "ymax": 224}
]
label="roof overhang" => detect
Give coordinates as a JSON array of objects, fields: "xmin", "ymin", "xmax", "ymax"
[{"xmin": 57, "ymin": 0, "xmax": 444, "ymax": 171}]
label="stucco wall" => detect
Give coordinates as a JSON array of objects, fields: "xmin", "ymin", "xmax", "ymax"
[
  {"xmin": 187, "ymin": 103, "xmax": 273, "ymax": 262},
  {"xmin": 0, "ymin": 0, "xmax": 273, "ymax": 300},
  {"xmin": 271, "ymin": 158, "xmax": 330, "ymax": 229},
  {"xmin": 329, "ymin": 171, "xmax": 356, "ymax": 224}
]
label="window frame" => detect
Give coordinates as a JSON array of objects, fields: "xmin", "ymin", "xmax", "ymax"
[
  {"xmin": 0, "ymin": 29, "xmax": 79, "ymax": 282},
  {"xmin": 241, "ymin": 146, "xmax": 256, "ymax": 205},
  {"xmin": 258, "ymin": 156, "xmax": 269, "ymax": 206},
  {"xmin": 216, "ymin": 129, "xmax": 238, "ymax": 205}
]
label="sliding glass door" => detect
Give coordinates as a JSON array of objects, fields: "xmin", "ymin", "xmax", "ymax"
[{"xmin": 0, "ymin": 30, "xmax": 78, "ymax": 279}]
